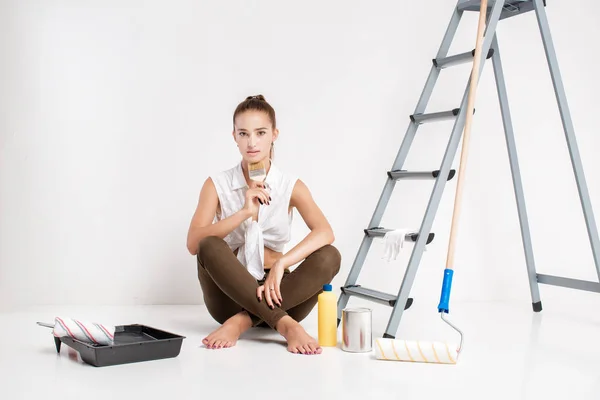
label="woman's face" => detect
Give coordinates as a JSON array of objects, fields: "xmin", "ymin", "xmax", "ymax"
[{"xmin": 233, "ymin": 110, "xmax": 278, "ymax": 164}]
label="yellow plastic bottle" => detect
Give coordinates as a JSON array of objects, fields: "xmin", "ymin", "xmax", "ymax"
[{"xmin": 318, "ymin": 284, "xmax": 337, "ymax": 347}]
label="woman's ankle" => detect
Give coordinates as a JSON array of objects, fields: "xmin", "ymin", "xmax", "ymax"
[
  {"xmin": 275, "ymin": 315, "xmax": 297, "ymax": 334},
  {"xmin": 226, "ymin": 311, "xmax": 253, "ymax": 330}
]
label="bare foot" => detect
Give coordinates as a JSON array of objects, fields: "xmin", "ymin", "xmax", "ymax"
[
  {"xmin": 202, "ymin": 311, "xmax": 252, "ymax": 349},
  {"xmin": 276, "ymin": 316, "xmax": 322, "ymax": 355}
]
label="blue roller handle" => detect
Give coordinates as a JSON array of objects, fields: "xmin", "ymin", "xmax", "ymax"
[{"xmin": 437, "ymin": 269, "xmax": 454, "ymax": 313}]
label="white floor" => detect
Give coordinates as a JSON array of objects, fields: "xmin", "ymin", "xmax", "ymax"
[{"xmin": 2, "ymin": 290, "xmax": 600, "ymax": 400}]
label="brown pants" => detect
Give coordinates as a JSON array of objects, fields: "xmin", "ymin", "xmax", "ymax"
[{"xmin": 196, "ymin": 236, "xmax": 341, "ymax": 329}]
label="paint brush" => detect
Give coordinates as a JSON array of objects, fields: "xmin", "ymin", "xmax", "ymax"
[
  {"xmin": 249, "ymin": 160, "xmax": 267, "ymax": 183},
  {"xmin": 248, "ymin": 160, "xmax": 271, "ymax": 205}
]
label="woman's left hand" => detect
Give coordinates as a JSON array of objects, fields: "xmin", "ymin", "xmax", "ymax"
[{"xmin": 257, "ymin": 260, "xmax": 285, "ymax": 308}]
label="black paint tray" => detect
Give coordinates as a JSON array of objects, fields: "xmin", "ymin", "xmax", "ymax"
[{"xmin": 48, "ymin": 324, "xmax": 186, "ymax": 367}]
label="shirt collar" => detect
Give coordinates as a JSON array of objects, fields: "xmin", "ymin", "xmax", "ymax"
[{"xmin": 231, "ymin": 160, "xmax": 279, "ymax": 190}]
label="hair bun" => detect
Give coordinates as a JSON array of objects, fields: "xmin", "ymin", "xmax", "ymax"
[{"xmin": 246, "ymin": 94, "xmax": 265, "ymax": 101}]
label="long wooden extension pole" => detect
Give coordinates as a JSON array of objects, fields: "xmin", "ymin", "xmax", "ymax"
[{"xmin": 445, "ymin": 0, "xmax": 488, "ymax": 271}]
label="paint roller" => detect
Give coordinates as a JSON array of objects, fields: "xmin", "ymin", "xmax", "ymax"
[
  {"xmin": 375, "ymin": 0, "xmax": 488, "ymax": 364},
  {"xmin": 37, "ymin": 317, "xmax": 115, "ymax": 346},
  {"xmin": 374, "ymin": 276, "xmax": 464, "ymax": 364}
]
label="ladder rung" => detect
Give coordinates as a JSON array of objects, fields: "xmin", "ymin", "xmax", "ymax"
[
  {"xmin": 458, "ymin": 0, "xmax": 529, "ymax": 12},
  {"xmin": 341, "ymin": 285, "xmax": 413, "ymax": 309},
  {"xmin": 410, "ymin": 108, "xmax": 475, "ymax": 124},
  {"xmin": 365, "ymin": 228, "xmax": 435, "ymax": 244},
  {"xmin": 433, "ymin": 48, "xmax": 494, "ymax": 69},
  {"xmin": 410, "ymin": 108, "xmax": 459, "ymax": 124},
  {"xmin": 388, "ymin": 169, "xmax": 456, "ymax": 181},
  {"xmin": 457, "ymin": 0, "xmax": 543, "ymax": 20}
]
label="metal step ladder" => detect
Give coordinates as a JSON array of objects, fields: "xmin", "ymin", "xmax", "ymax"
[{"xmin": 337, "ymin": 0, "xmax": 600, "ymax": 339}]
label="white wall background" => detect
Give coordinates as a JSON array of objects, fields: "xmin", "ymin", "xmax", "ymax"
[{"xmin": 1, "ymin": 0, "xmax": 599, "ymax": 310}]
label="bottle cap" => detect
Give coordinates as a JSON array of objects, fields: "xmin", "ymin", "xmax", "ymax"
[{"xmin": 323, "ymin": 284, "xmax": 332, "ymax": 291}]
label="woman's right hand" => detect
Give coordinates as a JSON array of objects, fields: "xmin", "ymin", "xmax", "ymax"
[{"xmin": 243, "ymin": 181, "xmax": 271, "ymax": 218}]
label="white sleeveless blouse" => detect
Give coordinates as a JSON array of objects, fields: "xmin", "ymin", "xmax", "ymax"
[{"xmin": 210, "ymin": 161, "xmax": 298, "ymax": 280}]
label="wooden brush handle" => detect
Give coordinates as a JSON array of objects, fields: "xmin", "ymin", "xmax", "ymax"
[{"xmin": 445, "ymin": 0, "xmax": 488, "ymax": 271}]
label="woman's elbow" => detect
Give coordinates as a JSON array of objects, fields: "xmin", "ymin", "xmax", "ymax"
[
  {"xmin": 323, "ymin": 228, "xmax": 335, "ymax": 244},
  {"xmin": 187, "ymin": 241, "xmax": 198, "ymax": 256},
  {"xmin": 187, "ymin": 235, "xmax": 200, "ymax": 256}
]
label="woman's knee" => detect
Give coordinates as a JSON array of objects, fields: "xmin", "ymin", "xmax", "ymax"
[
  {"xmin": 196, "ymin": 236, "xmax": 228, "ymax": 266},
  {"xmin": 312, "ymin": 244, "xmax": 342, "ymax": 277}
]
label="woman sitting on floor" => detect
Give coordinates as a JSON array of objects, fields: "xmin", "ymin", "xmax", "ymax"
[{"xmin": 186, "ymin": 95, "xmax": 341, "ymax": 355}]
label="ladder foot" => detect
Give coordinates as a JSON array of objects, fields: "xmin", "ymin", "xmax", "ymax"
[
  {"xmin": 383, "ymin": 333, "xmax": 395, "ymax": 339},
  {"xmin": 532, "ymin": 301, "xmax": 542, "ymax": 312},
  {"xmin": 337, "ymin": 318, "xmax": 341, "ymax": 327}
]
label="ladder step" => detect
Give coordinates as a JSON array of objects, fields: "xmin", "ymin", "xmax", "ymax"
[
  {"xmin": 341, "ymin": 285, "xmax": 414, "ymax": 309},
  {"xmin": 365, "ymin": 228, "xmax": 435, "ymax": 244},
  {"xmin": 388, "ymin": 169, "xmax": 456, "ymax": 181},
  {"xmin": 457, "ymin": 0, "xmax": 543, "ymax": 20},
  {"xmin": 458, "ymin": 0, "xmax": 529, "ymax": 11},
  {"xmin": 410, "ymin": 108, "xmax": 475, "ymax": 124},
  {"xmin": 410, "ymin": 108, "xmax": 458, "ymax": 124},
  {"xmin": 433, "ymin": 48, "xmax": 494, "ymax": 69}
]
